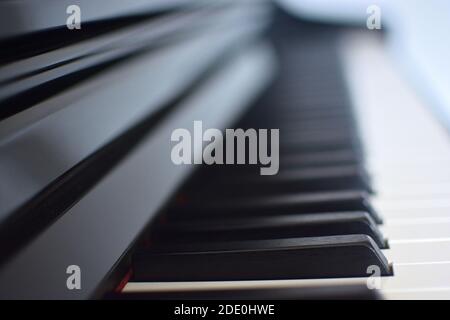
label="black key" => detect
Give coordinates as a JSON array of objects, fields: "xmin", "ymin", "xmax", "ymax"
[
  {"xmin": 203, "ymin": 165, "xmax": 373, "ymax": 195},
  {"xmin": 244, "ymin": 106, "xmax": 355, "ymax": 128},
  {"xmin": 155, "ymin": 211, "xmax": 386, "ymax": 248},
  {"xmin": 171, "ymin": 190, "xmax": 382, "ymax": 224},
  {"xmin": 133, "ymin": 235, "xmax": 392, "ymax": 281},
  {"xmin": 187, "ymin": 150, "xmax": 364, "ymax": 184},
  {"xmin": 281, "ymin": 142, "xmax": 361, "ymax": 155},
  {"xmin": 280, "ymin": 150, "xmax": 362, "ymax": 167},
  {"xmin": 281, "ymin": 129, "xmax": 355, "ymax": 146},
  {"xmin": 277, "ymin": 118, "xmax": 355, "ymax": 132}
]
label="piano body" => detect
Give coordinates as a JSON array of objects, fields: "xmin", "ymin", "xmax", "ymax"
[{"xmin": 0, "ymin": 0, "xmax": 450, "ymax": 300}]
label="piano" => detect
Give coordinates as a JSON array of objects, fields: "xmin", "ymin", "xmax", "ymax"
[{"xmin": 1, "ymin": 0, "xmax": 450, "ymax": 300}]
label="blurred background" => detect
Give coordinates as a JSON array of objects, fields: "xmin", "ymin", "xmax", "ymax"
[{"xmin": 278, "ymin": 0, "xmax": 450, "ymax": 131}]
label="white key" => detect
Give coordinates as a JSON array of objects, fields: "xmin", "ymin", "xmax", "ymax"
[
  {"xmin": 340, "ymin": 31, "xmax": 450, "ymax": 299},
  {"xmin": 381, "ymin": 222, "xmax": 450, "ymax": 240},
  {"xmin": 384, "ymin": 239, "xmax": 450, "ymax": 263}
]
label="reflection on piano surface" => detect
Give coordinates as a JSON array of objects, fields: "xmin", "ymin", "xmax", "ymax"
[{"xmin": 0, "ymin": 0, "xmax": 450, "ymax": 300}]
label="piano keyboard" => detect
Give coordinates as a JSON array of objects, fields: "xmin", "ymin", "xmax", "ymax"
[
  {"xmin": 118, "ymin": 16, "xmax": 450, "ymax": 300},
  {"xmin": 1, "ymin": 1, "xmax": 448, "ymax": 300}
]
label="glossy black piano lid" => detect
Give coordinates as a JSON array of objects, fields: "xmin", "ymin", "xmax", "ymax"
[
  {"xmin": 0, "ymin": 0, "xmax": 274, "ymax": 299},
  {"xmin": 0, "ymin": 0, "xmax": 197, "ymax": 41},
  {"xmin": 0, "ymin": 21, "xmax": 274, "ymax": 303},
  {"xmin": 0, "ymin": 5, "xmax": 239, "ymax": 119},
  {"xmin": 0, "ymin": 0, "xmax": 269, "ymax": 258}
]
